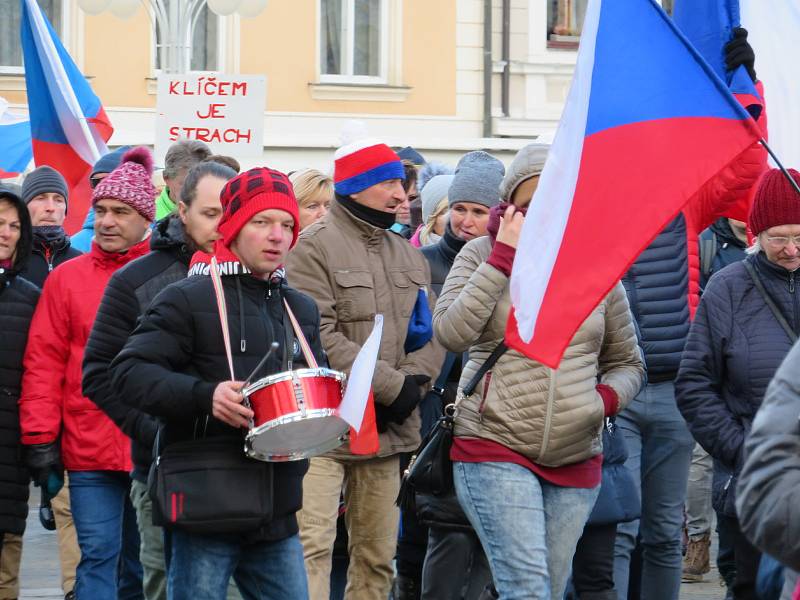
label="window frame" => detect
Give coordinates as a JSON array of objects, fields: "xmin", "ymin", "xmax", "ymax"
[
  {"xmin": 0, "ymin": 0, "xmax": 70, "ymax": 74},
  {"xmin": 149, "ymin": 4, "xmax": 227, "ymax": 76},
  {"xmin": 318, "ymin": 0, "xmax": 390, "ymax": 85}
]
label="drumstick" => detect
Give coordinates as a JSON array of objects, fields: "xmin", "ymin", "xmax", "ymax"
[
  {"xmin": 243, "ymin": 342, "xmax": 279, "ymax": 389},
  {"xmin": 210, "ymin": 257, "xmax": 236, "ymax": 380},
  {"xmin": 283, "ymin": 299, "xmax": 319, "ymax": 369}
]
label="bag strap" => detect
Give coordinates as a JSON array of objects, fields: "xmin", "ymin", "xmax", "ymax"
[
  {"xmin": 744, "ymin": 261, "xmax": 798, "ymax": 342},
  {"xmin": 281, "ymin": 308, "xmax": 295, "ymax": 371},
  {"xmin": 433, "ymin": 352, "xmax": 458, "ymax": 393},
  {"xmin": 700, "ymin": 235, "xmax": 718, "ymax": 282},
  {"xmin": 462, "ymin": 342, "xmax": 508, "ymax": 397}
]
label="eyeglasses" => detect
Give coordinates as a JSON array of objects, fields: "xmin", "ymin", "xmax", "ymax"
[{"xmin": 764, "ymin": 235, "xmax": 800, "ymax": 248}]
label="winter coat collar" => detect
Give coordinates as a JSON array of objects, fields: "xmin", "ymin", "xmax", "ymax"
[
  {"xmin": 328, "ymin": 199, "xmax": 389, "ymax": 244},
  {"xmin": 438, "ymin": 223, "xmax": 467, "ymax": 263},
  {"xmin": 89, "ymin": 235, "xmax": 151, "ymax": 268},
  {"xmin": 753, "ymin": 251, "xmax": 797, "ymax": 284},
  {"xmin": 151, "ymin": 214, "xmax": 193, "ymax": 265},
  {"xmin": 709, "ymin": 218, "xmax": 747, "ymax": 249},
  {"xmin": 187, "ymin": 240, "xmax": 286, "ymax": 286}
]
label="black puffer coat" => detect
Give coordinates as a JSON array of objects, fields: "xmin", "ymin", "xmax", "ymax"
[
  {"xmin": 676, "ymin": 251, "xmax": 798, "ymax": 516},
  {"xmin": 111, "ymin": 268, "xmax": 324, "ymax": 541},
  {"xmin": 19, "ymin": 228, "xmax": 81, "ymax": 288},
  {"xmin": 83, "ymin": 215, "xmax": 193, "ymax": 482},
  {"xmin": 0, "ymin": 188, "xmax": 39, "ymax": 535}
]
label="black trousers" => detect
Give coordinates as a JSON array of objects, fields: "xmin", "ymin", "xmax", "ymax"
[
  {"xmin": 571, "ymin": 523, "xmax": 618, "ymax": 598},
  {"xmin": 421, "ymin": 527, "xmax": 492, "ymax": 599},
  {"xmin": 717, "ymin": 514, "xmax": 762, "ymax": 600}
]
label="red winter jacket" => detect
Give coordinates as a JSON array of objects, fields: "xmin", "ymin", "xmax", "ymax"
[{"xmin": 19, "ymin": 239, "xmax": 150, "ymax": 471}]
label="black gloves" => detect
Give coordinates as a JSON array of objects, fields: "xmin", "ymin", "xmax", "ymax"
[
  {"xmin": 725, "ymin": 27, "xmax": 756, "ymax": 83},
  {"xmin": 24, "ymin": 443, "xmax": 64, "ymax": 498},
  {"xmin": 376, "ymin": 374, "xmax": 431, "ymax": 432}
]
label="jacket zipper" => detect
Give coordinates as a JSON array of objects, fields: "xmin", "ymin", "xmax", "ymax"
[
  {"xmin": 44, "ymin": 245, "xmax": 54, "ymax": 272},
  {"xmin": 791, "ymin": 272, "xmax": 798, "ymax": 333},
  {"xmin": 538, "ymin": 369, "xmax": 557, "ymax": 461}
]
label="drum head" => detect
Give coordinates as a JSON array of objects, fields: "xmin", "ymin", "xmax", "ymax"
[{"xmin": 246, "ymin": 412, "xmax": 349, "ymax": 462}]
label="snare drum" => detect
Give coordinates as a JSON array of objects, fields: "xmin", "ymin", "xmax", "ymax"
[{"xmin": 243, "ymin": 368, "xmax": 348, "ymax": 462}]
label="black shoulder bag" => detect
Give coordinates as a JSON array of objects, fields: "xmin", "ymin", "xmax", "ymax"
[{"xmin": 396, "ymin": 342, "xmax": 508, "ymax": 512}]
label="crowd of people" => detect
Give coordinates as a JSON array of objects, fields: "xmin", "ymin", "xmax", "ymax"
[{"xmin": 0, "ymin": 34, "xmax": 799, "ymax": 600}]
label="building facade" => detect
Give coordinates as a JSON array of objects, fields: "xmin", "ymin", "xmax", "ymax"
[{"xmin": 1, "ymin": 0, "xmax": 668, "ymax": 171}]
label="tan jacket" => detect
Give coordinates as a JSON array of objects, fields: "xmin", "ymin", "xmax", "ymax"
[
  {"xmin": 285, "ymin": 201, "xmax": 445, "ymax": 458},
  {"xmin": 434, "ymin": 236, "xmax": 644, "ymax": 467}
]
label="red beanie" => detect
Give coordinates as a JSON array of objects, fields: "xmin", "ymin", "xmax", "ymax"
[
  {"xmin": 217, "ymin": 167, "xmax": 300, "ymax": 248},
  {"xmin": 749, "ymin": 168, "xmax": 800, "ymax": 235}
]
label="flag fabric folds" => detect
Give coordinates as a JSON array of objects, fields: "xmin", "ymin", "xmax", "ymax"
[
  {"xmin": 20, "ymin": 0, "xmax": 113, "ymax": 232},
  {"xmin": 506, "ymin": 0, "xmax": 762, "ymax": 369},
  {"xmin": 0, "ymin": 98, "xmax": 33, "ymax": 178}
]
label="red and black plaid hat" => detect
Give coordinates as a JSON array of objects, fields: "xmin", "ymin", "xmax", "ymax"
[{"xmin": 218, "ymin": 167, "xmax": 300, "ymax": 248}]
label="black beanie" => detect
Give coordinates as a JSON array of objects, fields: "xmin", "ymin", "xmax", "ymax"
[{"xmin": 21, "ymin": 166, "xmax": 69, "ymax": 213}]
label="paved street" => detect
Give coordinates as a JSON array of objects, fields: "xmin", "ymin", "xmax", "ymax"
[{"xmin": 18, "ymin": 486, "xmax": 728, "ymax": 599}]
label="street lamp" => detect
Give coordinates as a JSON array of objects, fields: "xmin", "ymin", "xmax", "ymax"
[{"xmin": 76, "ymin": 0, "xmax": 268, "ymax": 73}]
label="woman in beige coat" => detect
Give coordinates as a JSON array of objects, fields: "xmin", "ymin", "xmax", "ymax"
[{"xmin": 433, "ymin": 145, "xmax": 644, "ymax": 600}]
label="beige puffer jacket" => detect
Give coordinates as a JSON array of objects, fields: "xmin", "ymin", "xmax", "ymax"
[{"xmin": 434, "ymin": 236, "xmax": 644, "ymax": 467}]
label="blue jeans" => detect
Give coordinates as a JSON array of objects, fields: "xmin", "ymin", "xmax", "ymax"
[
  {"xmin": 167, "ymin": 531, "xmax": 308, "ymax": 600},
  {"xmin": 612, "ymin": 381, "xmax": 695, "ymax": 600},
  {"xmin": 69, "ymin": 470, "xmax": 143, "ymax": 600},
  {"xmin": 453, "ymin": 461, "xmax": 599, "ymax": 600}
]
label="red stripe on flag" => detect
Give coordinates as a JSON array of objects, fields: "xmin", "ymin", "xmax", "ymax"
[{"xmin": 349, "ymin": 389, "xmax": 379, "ymax": 455}]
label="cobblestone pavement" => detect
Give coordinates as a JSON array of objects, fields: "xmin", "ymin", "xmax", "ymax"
[{"xmin": 19, "ymin": 486, "xmax": 729, "ymax": 599}]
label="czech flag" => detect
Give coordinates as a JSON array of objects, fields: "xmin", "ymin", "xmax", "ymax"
[
  {"xmin": 506, "ymin": 0, "xmax": 762, "ymax": 369},
  {"xmin": 21, "ymin": 0, "xmax": 113, "ymax": 233},
  {"xmin": 0, "ymin": 98, "xmax": 33, "ymax": 178}
]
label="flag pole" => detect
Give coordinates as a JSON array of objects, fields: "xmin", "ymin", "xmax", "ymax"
[{"xmin": 759, "ymin": 138, "xmax": 800, "ymax": 197}]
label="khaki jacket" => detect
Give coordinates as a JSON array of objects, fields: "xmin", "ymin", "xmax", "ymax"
[
  {"xmin": 434, "ymin": 236, "xmax": 644, "ymax": 467},
  {"xmin": 286, "ymin": 201, "xmax": 445, "ymax": 458}
]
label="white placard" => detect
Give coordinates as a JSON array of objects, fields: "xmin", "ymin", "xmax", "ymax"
[
  {"xmin": 338, "ymin": 315, "xmax": 383, "ymax": 432},
  {"xmin": 155, "ymin": 74, "xmax": 266, "ymax": 165}
]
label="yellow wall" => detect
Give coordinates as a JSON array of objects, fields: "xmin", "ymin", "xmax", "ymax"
[{"xmin": 6, "ymin": 0, "xmax": 456, "ymax": 116}]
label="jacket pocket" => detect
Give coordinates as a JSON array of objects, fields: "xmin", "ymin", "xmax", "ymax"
[
  {"xmin": 390, "ymin": 269, "xmax": 427, "ymax": 317},
  {"xmin": 334, "ymin": 270, "xmax": 376, "ymax": 322}
]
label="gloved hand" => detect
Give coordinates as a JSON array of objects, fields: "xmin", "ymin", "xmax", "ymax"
[
  {"xmin": 725, "ymin": 27, "xmax": 756, "ymax": 82},
  {"xmin": 376, "ymin": 374, "xmax": 431, "ymax": 430},
  {"xmin": 24, "ymin": 443, "xmax": 65, "ymax": 497}
]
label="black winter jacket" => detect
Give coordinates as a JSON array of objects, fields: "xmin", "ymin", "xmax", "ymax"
[
  {"xmin": 699, "ymin": 219, "xmax": 747, "ymax": 290},
  {"xmin": 83, "ymin": 215, "xmax": 193, "ymax": 482},
  {"xmin": 623, "ymin": 215, "xmax": 691, "ymax": 382},
  {"xmin": 0, "ymin": 190, "xmax": 39, "ymax": 535},
  {"xmin": 676, "ymin": 251, "xmax": 798, "ymax": 516},
  {"xmin": 19, "ymin": 229, "xmax": 81, "ymax": 288},
  {"xmin": 110, "ymin": 268, "xmax": 324, "ymax": 541}
]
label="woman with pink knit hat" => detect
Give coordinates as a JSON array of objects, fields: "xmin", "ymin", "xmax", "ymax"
[
  {"xmin": 677, "ymin": 167, "xmax": 800, "ymax": 600},
  {"xmin": 19, "ymin": 147, "xmax": 157, "ymax": 600}
]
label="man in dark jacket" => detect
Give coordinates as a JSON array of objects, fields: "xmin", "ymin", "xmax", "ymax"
[
  {"xmin": 0, "ymin": 187, "xmax": 39, "ymax": 600},
  {"xmin": 83, "ymin": 161, "xmax": 236, "ymax": 600},
  {"xmin": 676, "ymin": 168, "xmax": 800, "ymax": 599},
  {"xmin": 18, "ymin": 166, "xmax": 82, "ymax": 287},
  {"xmin": 111, "ymin": 167, "xmax": 322, "ymax": 599}
]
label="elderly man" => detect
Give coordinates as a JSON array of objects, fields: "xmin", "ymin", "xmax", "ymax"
[{"xmin": 286, "ymin": 139, "xmax": 443, "ymax": 600}]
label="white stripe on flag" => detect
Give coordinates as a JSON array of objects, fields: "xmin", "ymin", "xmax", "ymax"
[
  {"xmin": 509, "ymin": 0, "xmax": 602, "ymax": 344},
  {"xmin": 25, "ymin": 0, "xmax": 104, "ymax": 164}
]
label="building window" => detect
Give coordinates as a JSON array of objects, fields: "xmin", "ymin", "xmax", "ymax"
[
  {"xmin": 320, "ymin": 0, "xmax": 387, "ymax": 83},
  {"xmin": 1, "ymin": 0, "xmax": 63, "ymax": 73},
  {"xmin": 154, "ymin": 2, "xmax": 220, "ymax": 72},
  {"xmin": 547, "ymin": 0, "xmax": 588, "ymax": 42}
]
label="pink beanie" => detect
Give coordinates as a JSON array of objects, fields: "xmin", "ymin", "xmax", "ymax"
[{"xmin": 92, "ymin": 147, "xmax": 157, "ymax": 222}]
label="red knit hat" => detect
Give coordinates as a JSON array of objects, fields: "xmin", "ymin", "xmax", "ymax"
[
  {"xmin": 749, "ymin": 168, "xmax": 800, "ymax": 235},
  {"xmin": 92, "ymin": 147, "xmax": 157, "ymax": 222},
  {"xmin": 218, "ymin": 167, "xmax": 300, "ymax": 248}
]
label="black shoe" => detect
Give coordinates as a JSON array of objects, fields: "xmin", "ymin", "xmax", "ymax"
[
  {"xmin": 477, "ymin": 584, "xmax": 499, "ymax": 600},
  {"xmin": 390, "ymin": 575, "xmax": 420, "ymax": 600},
  {"xmin": 65, "ymin": 592, "xmax": 76, "ymax": 600}
]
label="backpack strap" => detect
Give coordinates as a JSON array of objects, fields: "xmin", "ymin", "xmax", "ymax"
[{"xmin": 700, "ymin": 234, "xmax": 719, "ymax": 282}]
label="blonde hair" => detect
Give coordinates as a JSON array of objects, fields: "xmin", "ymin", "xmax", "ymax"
[
  {"xmin": 289, "ymin": 169, "xmax": 334, "ymax": 209},
  {"xmin": 419, "ymin": 197, "xmax": 449, "ymax": 245}
]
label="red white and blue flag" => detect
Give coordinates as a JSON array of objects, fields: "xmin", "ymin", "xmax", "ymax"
[
  {"xmin": 506, "ymin": 0, "xmax": 762, "ymax": 369},
  {"xmin": 21, "ymin": 0, "xmax": 113, "ymax": 232},
  {"xmin": 0, "ymin": 98, "xmax": 33, "ymax": 178}
]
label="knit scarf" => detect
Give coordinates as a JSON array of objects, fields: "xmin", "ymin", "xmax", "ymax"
[
  {"xmin": 32, "ymin": 225, "xmax": 67, "ymax": 246},
  {"xmin": 336, "ymin": 193, "xmax": 396, "ymax": 230}
]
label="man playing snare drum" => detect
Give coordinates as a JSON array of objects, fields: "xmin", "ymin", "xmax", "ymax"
[{"xmin": 111, "ymin": 167, "xmax": 324, "ymax": 600}]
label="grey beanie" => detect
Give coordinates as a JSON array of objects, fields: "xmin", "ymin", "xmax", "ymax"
[
  {"xmin": 448, "ymin": 151, "xmax": 505, "ymax": 209},
  {"xmin": 421, "ymin": 174, "xmax": 454, "ymax": 223},
  {"xmin": 500, "ymin": 143, "xmax": 549, "ymax": 203},
  {"xmin": 22, "ymin": 166, "xmax": 69, "ymax": 212}
]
